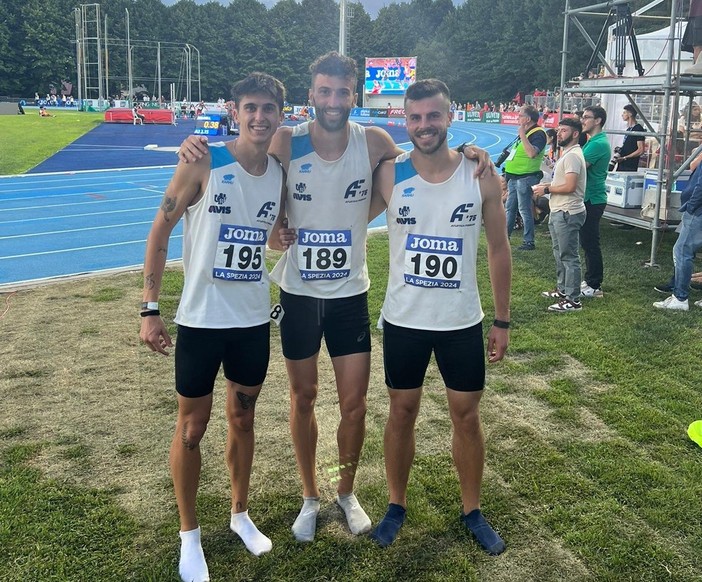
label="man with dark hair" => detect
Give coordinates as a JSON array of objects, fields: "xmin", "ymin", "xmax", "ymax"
[
  {"xmin": 504, "ymin": 104, "xmax": 548, "ymax": 251},
  {"xmin": 140, "ymin": 72, "xmax": 287, "ymax": 581},
  {"xmin": 368, "ymin": 78, "xmax": 511, "ymax": 553},
  {"xmin": 533, "ymin": 118, "xmax": 587, "ymax": 313},
  {"xmin": 613, "ymin": 104, "xmax": 645, "ymax": 172},
  {"xmin": 177, "ymin": 53, "xmax": 493, "ymax": 544},
  {"xmin": 579, "ymin": 105, "xmax": 611, "ymax": 299}
]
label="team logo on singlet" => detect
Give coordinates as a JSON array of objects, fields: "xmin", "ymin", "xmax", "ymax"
[
  {"xmin": 402, "ymin": 187, "xmax": 415, "ymax": 198},
  {"xmin": 256, "ymin": 201, "xmax": 277, "ymax": 223},
  {"xmin": 222, "ymin": 174, "xmax": 235, "ymax": 184},
  {"xmin": 396, "ymin": 205, "xmax": 416, "ymax": 225},
  {"xmin": 343, "ymin": 179, "xmax": 368, "ymax": 201},
  {"xmin": 299, "ymin": 163, "xmax": 312, "ymax": 174},
  {"xmin": 209, "ymin": 192, "xmax": 231, "ymax": 214},
  {"xmin": 449, "ymin": 203, "xmax": 478, "ymax": 226},
  {"xmin": 293, "ymin": 182, "xmax": 311, "ymax": 201}
]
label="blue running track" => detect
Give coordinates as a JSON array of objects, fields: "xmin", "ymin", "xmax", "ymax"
[{"xmin": 0, "ymin": 118, "xmax": 517, "ymax": 289}]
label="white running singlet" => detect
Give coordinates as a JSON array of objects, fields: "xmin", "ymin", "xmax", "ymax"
[
  {"xmin": 174, "ymin": 142, "xmax": 283, "ymax": 328},
  {"xmin": 381, "ymin": 152, "xmax": 484, "ymax": 331},
  {"xmin": 270, "ymin": 121, "xmax": 373, "ymax": 298}
]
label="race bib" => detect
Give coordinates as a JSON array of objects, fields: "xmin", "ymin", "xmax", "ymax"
[
  {"xmin": 297, "ymin": 228, "xmax": 351, "ymax": 281},
  {"xmin": 213, "ymin": 224, "xmax": 266, "ymax": 281},
  {"xmin": 403, "ymin": 233, "xmax": 462, "ymax": 289}
]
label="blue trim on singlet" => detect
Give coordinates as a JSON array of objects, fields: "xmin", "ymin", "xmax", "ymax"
[
  {"xmin": 394, "ymin": 157, "xmax": 418, "ymax": 185},
  {"xmin": 210, "ymin": 145, "xmax": 235, "ymax": 169},
  {"xmin": 291, "ymin": 133, "xmax": 315, "ymax": 161}
]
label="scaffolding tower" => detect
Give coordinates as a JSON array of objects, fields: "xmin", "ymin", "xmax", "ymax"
[{"xmin": 559, "ymin": 0, "xmax": 702, "ymax": 266}]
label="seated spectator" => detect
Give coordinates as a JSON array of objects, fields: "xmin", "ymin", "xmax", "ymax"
[
  {"xmin": 39, "ymin": 106, "xmax": 53, "ymax": 117},
  {"xmin": 132, "ymin": 105, "xmax": 145, "ymax": 125},
  {"xmin": 17, "ymin": 102, "xmax": 25, "ymax": 115}
]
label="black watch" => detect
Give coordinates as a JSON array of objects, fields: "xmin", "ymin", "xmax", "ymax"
[{"xmin": 544, "ymin": 186, "xmax": 550, "ymax": 195}]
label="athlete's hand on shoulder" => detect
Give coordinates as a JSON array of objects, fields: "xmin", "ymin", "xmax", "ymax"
[
  {"xmin": 140, "ymin": 315, "xmax": 173, "ymax": 356},
  {"xmin": 486, "ymin": 326, "xmax": 508, "ymax": 363},
  {"xmin": 463, "ymin": 145, "xmax": 496, "ymax": 179},
  {"xmin": 177, "ymin": 135, "xmax": 210, "ymax": 163}
]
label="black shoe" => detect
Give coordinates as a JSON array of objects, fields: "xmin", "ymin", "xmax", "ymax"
[
  {"xmin": 654, "ymin": 282, "xmax": 674, "ymax": 294},
  {"xmin": 517, "ymin": 242, "xmax": 535, "ymax": 251}
]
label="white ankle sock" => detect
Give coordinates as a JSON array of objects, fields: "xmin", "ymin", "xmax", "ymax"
[
  {"xmin": 230, "ymin": 510, "xmax": 272, "ymax": 556},
  {"xmin": 336, "ymin": 492, "xmax": 371, "ymax": 535},
  {"xmin": 179, "ymin": 527, "xmax": 210, "ymax": 582},
  {"xmin": 292, "ymin": 496, "xmax": 320, "ymax": 542}
]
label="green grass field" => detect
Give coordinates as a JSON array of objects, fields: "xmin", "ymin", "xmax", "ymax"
[
  {"xmin": 0, "ymin": 109, "xmax": 103, "ymax": 175},
  {"xmin": 0, "ymin": 114, "xmax": 701, "ymax": 580}
]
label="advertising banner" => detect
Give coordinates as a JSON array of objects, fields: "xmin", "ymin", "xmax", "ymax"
[
  {"xmin": 365, "ymin": 57, "xmax": 417, "ymax": 95},
  {"xmin": 388, "ymin": 107, "xmax": 405, "ymax": 118},
  {"xmin": 483, "ymin": 111, "xmax": 501, "ymax": 124},
  {"xmin": 371, "ymin": 108, "xmax": 389, "ymax": 118},
  {"xmin": 464, "ymin": 111, "xmax": 482, "ymax": 122},
  {"xmin": 501, "ymin": 112, "xmax": 520, "ymax": 125}
]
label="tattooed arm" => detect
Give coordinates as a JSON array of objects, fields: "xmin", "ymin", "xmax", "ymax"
[{"xmin": 140, "ymin": 157, "xmax": 209, "ymax": 355}]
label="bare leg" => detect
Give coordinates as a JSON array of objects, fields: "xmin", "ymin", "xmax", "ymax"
[
  {"xmin": 446, "ymin": 389, "xmax": 484, "ymax": 513},
  {"xmin": 447, "ymin": 389, "xmax": 505, "ymax": 555},
  {"xmin": 170, "ymin": 393, "xmax": 213, "ymax": 531},
  {"xmin": 370, "ymin": 387, "xmax": 421, "ymax": 547},
  {"xmin": 331, "ymin": 351, "xmax": 370, "ymax": 495},
  {"xmin": 170, "ymin": 393, "xmax": 212, "ymax": 580},
  {"xmin": 225, "ymin": 381, "xmax": 262, "ymax": 513},
  {"xmin": 384, "ymin": 388, "xmax": 422, "ymax": 507},
  {"xmin": 286, "ymin": 355, "xmax": 320, "ymax": 498}
]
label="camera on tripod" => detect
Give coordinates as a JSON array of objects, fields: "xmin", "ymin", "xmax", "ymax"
[{"xmin": 495, "ymin": 146, "xmax": 512, "ymax": 168}]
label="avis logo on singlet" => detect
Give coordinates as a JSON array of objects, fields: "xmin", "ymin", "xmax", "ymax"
[
  {"xmin": 209, "ymin": 192, "xmax": 231, "ymax": 214},
  {"xmin": 396, "ymin": 205, "xmax": 416, "ymax": 225},
  {"xmin": 293, "ymin": 182, "xmax": 311, "ymax": 201}
]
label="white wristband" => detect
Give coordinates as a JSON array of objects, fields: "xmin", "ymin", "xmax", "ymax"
[{"xmin": 141, "ymin": 301, "xmax": 159, "ymax": 310}]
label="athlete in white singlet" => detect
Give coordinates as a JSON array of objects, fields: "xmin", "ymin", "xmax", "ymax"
[
  {"xmin": 367, "ymin": 79, "xmax": 512, "ymax": 556},
  {"xmin": 140, "ymin": 73, "xmax": 287, "ymax": 582}
]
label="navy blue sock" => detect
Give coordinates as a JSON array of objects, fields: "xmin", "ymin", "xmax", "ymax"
[
  {"xmin": 370, "ymin": 503, "xmax": 406, "ymax": 548},
  {"xmin": 461, "ymin": 509, "xmax": 506, "ymax": 555}
]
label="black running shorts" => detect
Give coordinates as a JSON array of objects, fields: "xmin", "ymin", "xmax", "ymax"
[
  {"xmin": 175, "ymin": 323, "xmax": 270, "ymax": 398},
  {"xmin": 382, "ymin": 320, "xmax": 485, "ymax": 392},
  {"xmin": 279, "ymin": 290, "xmax": 371, "ymax": 360}
]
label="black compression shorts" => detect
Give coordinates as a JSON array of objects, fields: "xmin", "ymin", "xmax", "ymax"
[
  {"xmin": 278, "ymin": 290, "xmax": 371, "ymax": 360},
  {"xmin": 382, "ymin": 320, "xmax": 485, "ymax": 392},
  {"xmin": 174, "ymin": 323, "xmax": 270, "ymax": 398}
]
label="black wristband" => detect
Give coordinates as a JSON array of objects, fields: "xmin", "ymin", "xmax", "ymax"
[
  {"xmin": 140, "ymin": 309, "xmax": 161, "ymax": 317},
  {"xmin": 544, "ymin": 186, "xmax": 550, "ymax": 195},
  {"xmin": 493, "ymin": 319, "xmax": 510, "ymax": 329},
  {"xmin": 456, "ymin": 142, "xmax": 469, "ymax": 153}
]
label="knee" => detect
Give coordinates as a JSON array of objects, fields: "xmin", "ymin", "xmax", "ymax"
[
  {"xmin": 177, "ymin": 417, "xmax": 209, "ymax": 449},
  {"xmin": 389, "ymin": 399, "xmax": 420, "ymax": 427},
  {"xmin": 450, "ymin": 407, "xmax": 481, "ymax": 434},
  {"xmin": 227, "ymin": 403, "xmax": 256, "ymax": 433},
  {"xmin": 340, "ymin": 395, "xmax": 367, "ymax": 424},
  {"xmin": 291, "ymin": 385, "xmax": 318, "ymax": 415}
]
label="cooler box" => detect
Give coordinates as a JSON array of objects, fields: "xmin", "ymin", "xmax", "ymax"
[
  {"xmin": 606, "ymin": 171, "xmax": 645, "ymax": 208},
  {"xmin": 641, "ymin": 186, "xmax": 682, "ymax": 222},
  {"xmin": 643, "ymin": 170, "xmax": 691, "ymax": 194}
]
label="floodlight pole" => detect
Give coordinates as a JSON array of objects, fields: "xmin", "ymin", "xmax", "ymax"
[
  {"xmin": 339, "ymin": 0, "xmax": 347, "ymax": 55},
  {"xmin": 126, "ymin": 8, "xmax": 133, "ymax": 104}
]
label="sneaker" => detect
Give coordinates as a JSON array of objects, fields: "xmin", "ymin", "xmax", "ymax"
[
  {"xmin": 654, "ymin": 282, "xmax": 674, "ymax": 294},
  {"xmin": 695, "ymin": 299, "xmax": 702, "ymax": 308},
  {"xmin": 580, "ymin": 280, "xmax": 587, "ymax": 290},
  {"xmin": 581, "ymin": 284, "xmax": 604, "ymax": 298},
  {"xmin": 517, "ymin": 242, "xmax": 535, "ymax": 251},
  {"xmin": 653, "ymin": 295, "xmax": 689, "ymax": 311},
  {"xmin": 548, "ymin": 298, "xmax": 582, "ymax": 313},
  {"xmin": 541, "ymin": 289, "xmax": 565, "ymax": 299}
]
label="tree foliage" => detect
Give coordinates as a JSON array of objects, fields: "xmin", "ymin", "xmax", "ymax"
[{"xmin": 0, "ymin": 0, "xmax": 676, "ymax": 104}]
